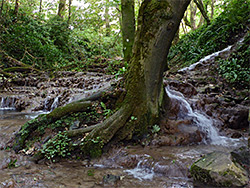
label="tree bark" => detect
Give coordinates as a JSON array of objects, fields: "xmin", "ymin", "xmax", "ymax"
[
  {"xmin": 14, "ymin": 0, "xmax": 19, "ymax": 15},
  {"xmin": 121, "ymin": 0, "xmax": 135, "ymax": 62},
  {"xmin": 211, "ymin": 0, "xmax": 215, "ymax": 19},
  {"xmin": 193, "ymin": 0, "xmax": 210, "ymax": 25},
  {"xmin": 87, "ymin": 0, "xmax": 191, "ymax": 145},
  {"xmin": 13, "ymin": 0, "xmax": 191, "ymax": 158},
  {"xmin": 39, "ymin": 0, "xmax": 42, "ymax": 13},
  {"xmin": 57, "ymin": 0, "xmax": 66, "ymax": 18},
  {"xmin": 190, "ymin": 1, "xmax": 197, "ymax": 30},
  {"xmin": 68, "ymin": 0, "xmax": 72, "ymax": 24},
  {"xmin": 0, "ymin": 0, "xmax": 4, "ymax": 16},
  {"xmin": 105, "ymin": 0, "xmax": 110, "ymax": 36}
]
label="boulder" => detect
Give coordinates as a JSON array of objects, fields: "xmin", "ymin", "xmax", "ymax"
[
  {"xmin": 231, "ymin": 146, "xmax": 250, "ymax": 173},
  {"xmin": 190, "ymin": 151, "xmax": 249, "ymax": 187}
]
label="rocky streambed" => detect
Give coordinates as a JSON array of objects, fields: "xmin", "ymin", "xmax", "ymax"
[
  {"xmin": 0, "ymin": 47, "xmax": 249, "ymax": 187},
  {"xmin": 0, "ymin": 114, "xmax": 247, "ymax": 188}
]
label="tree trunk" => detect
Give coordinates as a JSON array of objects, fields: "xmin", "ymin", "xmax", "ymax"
[
  {"xmin": 57, "ymin": 0, "xmax": 66, "ymax": 18},
  {"xmin": 121, "ymin": 0, "xmax": 135, "ymax": 62},
  {"xmin": 86, "ymin": 0, "xmax": 191, "ymax": 147},
  {"xmin": 193, "ymin": 0, "xmax": 210, "ymax": 25},
  {"xmin": 190, "ymin": 1, "xmax": 197, "ymax": 30},
  {"xmin": 39, "ymin": 0, "xmax": 42, "ymax": 13},
  {"xmin": 14, "ymin": 0, "xmax": 19, "ymax": 15},
  {"xmin": 105, "ymin": 0, "xmax": 110, "ymax": 36},
  {"xmin": 0, "ymin": 0, "xmax": 4, "ymax": 16},
  {"xmin": 13, "ymin": 0, "xmax": 191, "ymax": 158},
  {"xmin": 68, "ymin": 0, "xmax": 72, "ymax": 24},
  {"xmin": 211, "ymin": 0, "xmax": 214, "ymax": 19}
]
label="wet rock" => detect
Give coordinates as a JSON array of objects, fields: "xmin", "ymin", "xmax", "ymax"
[
  {"xmin": 190, "ymin": 151, "xmax": 249, "ymax": 187},
  {"xmin": 231, "ymin": 146, "xmax": 250, "ymax": 173},
  {"xmin": 69, "ymin": 120, "xmax": 80, "ymax": 130},
  {"xmin": 14, "ymin": 99, "xmax": 28, "ymax": 111},
  {"xmin": 169, "ymin": 82, "xmax": 197, "ymax": 98},
  {"xmin": 223, "ymin": 105, "xmax": 249, "ymax": 129},
  {"xmin": 103, "ymin": 174, "xmax": 120, "ymax": 186}
]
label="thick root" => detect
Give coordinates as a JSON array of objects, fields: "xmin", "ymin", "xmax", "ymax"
[{"xmin": 13, "ymin": 101, "xmax": 92, "ymax": 152}]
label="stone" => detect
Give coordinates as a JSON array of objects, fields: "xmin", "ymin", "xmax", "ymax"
[
  {"xmin": 190, "ymin": 151, "xmax": 249, "ymax": 187},
  {"xmin": 231, "ymin": 146, "xmax": 250, "ymax": 173},
  {"xmin": 103, "ymin": 174, "xmax": 120, "ymax": 186}
]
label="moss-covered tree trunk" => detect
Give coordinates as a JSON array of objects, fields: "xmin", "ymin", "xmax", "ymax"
[
  {"xmin": 194, "ymin": 0, "xmax": 210, "ymax": 25},
  {"xmin": 13, "ymin": 0, "xmax": 190, "ymax": 158},
  {"xmin": 121, "ymin": 0, "xmax": 135, "ymax": 62},
  {"xmin": 14, "ymin": 0, "xmax": 19, "ymax": 15},
  {"xmin": 84, "ymin": 0, "xmax": 191, "ymax": 147},
  {"xmin": 57, "ymin": 0, "xmax": 66, "ymax": 18}
]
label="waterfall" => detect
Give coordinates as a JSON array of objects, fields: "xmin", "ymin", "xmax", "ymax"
[
  {"xmin": 125, "ymin": 155, "xmax": 155, "ymax": 181},
  {"xmin": 50, "ymin": 95, "xmax": 60, "ymax": 111},
  {"xmin": 178, "ymin": 45, "xmax": 233, "ymax": 72},
  {"xmin": 165, "ymin": 86, "xmax": 230, "ymax": 145},
  {"xmin": 0, "ymin": 97, "xmax": 16, "ymax": 110}
]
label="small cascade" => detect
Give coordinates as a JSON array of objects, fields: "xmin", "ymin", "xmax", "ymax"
[
  {"xmin": 0, "ymin": 96, "xmax": 16, "ymax": 110},
  {"xmin": 43, "ymin": 95, "xmax": 61, "ymax": 112},
  {"xmin": 44, "ymin": 96, "xmax": 51, "ymax": 111},
  {"xmin": 179, "ymin": 45, "xmax": 233, "ymax": 72},
  {"xmin": 50, "ymin": 95, "xmax": 60, "ymax": 111},
  {"xmin": 125, "ymin": 155, "xmax": 155, "ymax": 181},
  {"xmin": 165, "ymin": 86, "xmax": 227, "ymax": 145}
]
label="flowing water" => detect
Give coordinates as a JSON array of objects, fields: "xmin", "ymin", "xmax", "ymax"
[
  {"xmin": 0, "ymin": 66, "xmax": 247, "ymax": 187},
  {"xmin": 0, "ymin": 93, "xmax": 246, "ymax": 187},
  {"xmin": 0, "ymin": 97, "xmax": 16, "ymax": 111},
  {"xmin": 165, "ymin": 86, "xmax": 246, "ymax": 146},
  {"xmin": 0, "ymin": 112, "xmax": 238, "ymax": 188}
]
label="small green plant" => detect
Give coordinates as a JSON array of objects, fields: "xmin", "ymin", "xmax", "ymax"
[
  {"xmin": 100, "ymin": 102, "xmax": 112, "ymax": 117},
  {"xmin": 7, "ymin": 159, "xmax": 17, "ymax": 168},
  {"xmin": 130, "ymin": 116, "xmax": 137, "ymax": 121},
  {"xmin": 151, "ymin": 125, "xmax": 161, "ymax": 134},
  {"xmin": 114, "ymin": 62, "xmax": 128, "ymax": 78},
  {"xmin": 87, "ymin": 169, "xmax": 95, "ymax": 176},
  {"xmin": 41, "ymin": 131, "xmax": 72, "ymax": 162}
]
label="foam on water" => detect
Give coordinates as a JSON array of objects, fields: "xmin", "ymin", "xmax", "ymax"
[
  {"xmin": 125, "ymin": 157, "xmax": 155, "ymax": 181},
  {"xmin": 179, "ymin": 45, "xmax": 233, "ymax": 72},
  {"xmin": 0, "ymin": 97, "xmax": 16, "ymax": 110},
  {"xmin": 165, "ymin": 86, "xmax": 245, "ymax": 146}
]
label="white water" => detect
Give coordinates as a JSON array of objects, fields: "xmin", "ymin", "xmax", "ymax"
[
  {"xmin": 50, "ymin": 95, "xmax": 60, "ymax": 111},
  {"xmin": 125, "ymin": 157, "xmax": 155, "ymax": 181},
  {"xmin": 0, "ymin": 97, "xmax": 16, "ymax": 110},
  {"xmin": 165, "ymin": 86, "xmax": 243, "ymax": 146},
  {"xmin": 179, "ymin": 45, "xmax": 233, "ymax": 72}
]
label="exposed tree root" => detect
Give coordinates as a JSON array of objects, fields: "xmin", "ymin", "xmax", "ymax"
[
  {"xmin": 13, "ymin": 101, "xmax": 92, "ymax": 152},
  {"xmin": 0, "ymin": 50, "xmax": 27, "ymax": 67},
  {"xmin": 3, "ymin": 66, "xmax": 39, "ymax": 73}
]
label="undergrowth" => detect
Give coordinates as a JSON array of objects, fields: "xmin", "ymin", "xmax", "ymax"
[
  {"xmin": 168, "ymin": 0, "xmax": 250, "ymax": 72},
  {"xmin": 0, "ymin": 10, "xmax": 122, "ymax": 72}
]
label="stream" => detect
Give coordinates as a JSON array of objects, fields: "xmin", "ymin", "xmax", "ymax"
[
  {"xmin": 0, "ymin": 41, "xmax": 248, "ymax": 187},
  {"xmin": 0, "ymin": 88, "xmax": 246, "ymax": 188}
]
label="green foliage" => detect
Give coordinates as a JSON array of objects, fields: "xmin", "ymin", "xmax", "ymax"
[
  {"xmin": 151, "ymin": 125, "xmax": 160, "ymax": 134},
  {"xmin": 0, "ymin": 6, "xmax": 123, "ymax": 72},
  {"xmin": 114, "ymin": 62, "xmax": 128, "ymax": 78},
  {"xmin": 218, "ymin": 32, "xmax": 250, "ymax": 88},
  {"xmin": 80, "ymin": 136, "xmax": 104, "ymax": 158},
  {"xmin": 100, "ymin": 102, "xmax": 112, "ymax": 117},
  {"xmin": 41, "ymin": 131, "xmax": 72, "ymax": 161},
  {"xmin": 7, "ymin": 159, "xmax": 18, "ymax": 169},
  {"xmin": 87, "ymin": 169, "xmax": 95, "ymax": 176},
  {"xmin": 168, "ymin": 0, "xmax": 250, "ymax": 71},
  {"xmin": 0, "ymin": 12, "xmax": 65, "ymax": 69}
]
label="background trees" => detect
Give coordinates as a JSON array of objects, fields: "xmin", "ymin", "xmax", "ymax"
[{"xmin": 0, "ymin": 0, "xmax": 248, "ymax": 74}]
